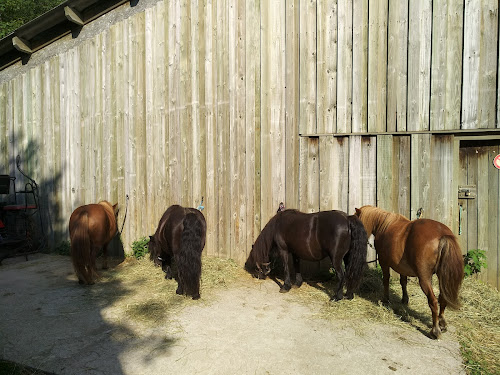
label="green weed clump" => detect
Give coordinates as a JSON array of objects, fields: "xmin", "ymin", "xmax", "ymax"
[{"xmin": 131, "ymin": 236, "xmax": 150, "ymax": 259}]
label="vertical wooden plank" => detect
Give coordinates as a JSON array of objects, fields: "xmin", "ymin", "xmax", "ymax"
[
  {"xmin": 229, "ymin": 0, "xmax": 247, "ymax": 263},
  {"xmin": 102, "ymin": 28, "xmax": 112, "ymax": 215},
  {"xmin": 261, "ymin": 0, "xmax": 286, "ymax": 224},
  {"xmin": 487, "ymin": 146, "xmax": 499, "ymax": 288},
  {"xmin": 167, "ymin": 0, "xmax": 181, "ymax": 206},
  {"xmin": 396, "ymin": 136, "xmax": 411, "ymax": 217},
  {"xmin": 319, "ymin": 136, "xmax": 348, "ymax": 212},
  {"xmin": 411, "ymin": 134, "xmax": 431, "ymax": 219},
  {"xmin": 476, "ymin": 147, "xmax": 489, "ymax": 283},
  {"xmin": 336, "ymin": 0, "xmax": 352, "ymax": 134},
  {"xmin": 387, "ymin": 0, "xmax": 408, "ymax": 132},
  {"xmin": 285, "ymin": 0, "xmax": 299, "ymax": 211},
  {"xmin": 376, "ymin": 135, "xmax": 394, "ymax": 211},
  {"xmin": 430, "ymin": 0, "xmax": 463, "ymax": 131},
  {"xmin": 317, "ymin": 0, "xmax": 337, "ymax": 134},
  {"xmin": 299, "ymin": 137, "xmax": 320, "ymax": 213},
  {"xmin": 352, "ymin": 0, "xmax": 368, "ymax": 133},
  {"xmin": 462, "ymin": 0, "xmax": 498, "ymax": 129},
  {"xmin": 204, "ymin": 0, "xmax": 218, "ymax": 257},
  {"xmin": 348, "ymin": 135, "xmax": 362, "ymax": 213},
  {"xmin": 41, "ymin": 60, "xmax": 52, "ymax": 245},
  {"xmin": 217, "ymin": 0, "xmax": 230, "ymax": 258},
  {"xmin": 180, "ymin": 0, "xmax": 192, "ymax": 207},
  {"xmin": 50, "ymin": 56, "xmax": 62, "ymax": 244},
  {"xmin": 429, "ymin": 136, "xmax": 454, "ymax": 228},
  {"xmin": 466, "ymin": 147, "xmax": 479, "ymax": 254},
  {"xmin": 117, "ymin": 19, "xmax": 128, "ymax": 247},
  {"xmin": 94, "ymin": 36, "xmax": 103, "ymax": 205},
  {"xmin": 367, "ymin": 0, "xmax": 387, "ymax": 133},
  {"xmin": 70, "ymin": 47, "xmax": 82, "ymax": 209},
  {"xmin": 299, "ymin": 0, "xmax": 317, "ymax": 135},
  {"xmin": 457, "ymin": 147, "xmax": 469, "ymax": 253},
  {"xmin": 145, "ymin": 6, "xmax": 155, "ymax": 230},
  {"xmin": 246, "ymin": 0, "xmax": 260, "ymax": 252},
  {"xmin": 134, "ymin": 13, "xmax": 146, "ymax": 242},
  {"xmin": 361, "ymin": 136, "xmax": 376, "ymax": 205},
  {"xmin": 407, "ymin": 0, "xmax": 432, "ymax": 132},
  {"xmin": 192, "ymin": 0, "xmax": 204, "ymax": 217}
]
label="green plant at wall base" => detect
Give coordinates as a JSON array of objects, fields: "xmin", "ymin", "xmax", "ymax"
[
  {"xmin": 463, "ymin": 249, "xmax": 487, "ymax": 277},
  {"xmin": 131, "ymin": 236, "xmax": 150, "ymax": 259}
]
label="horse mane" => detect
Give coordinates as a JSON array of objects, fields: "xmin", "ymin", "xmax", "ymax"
[
  {"xmin": 359, "ymin": 206, "xmax": 408, "ymax": 235},
  {"xmin": 250, "ymin": 214, "xmax": 279, "ymax": 264}
]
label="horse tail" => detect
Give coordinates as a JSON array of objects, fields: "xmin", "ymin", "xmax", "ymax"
[
  {"xmin": 437, "ymin": 235, "xmax": 464, "ymax": 310},
  {"xmin": 70, "ymin": 213, "xmax": 93, "ymax": 284},
  {"xmin": 345, "ymin": 215, "xmax": 368, "ymax": 293},
  {"xmin": 176, "ymin": 213, "xmax": 204, "ymax": 299}
]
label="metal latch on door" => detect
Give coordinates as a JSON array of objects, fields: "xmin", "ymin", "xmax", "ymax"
[{"xmin": 458, "ymin": 185, "xmax": 476, "ymax": 199}]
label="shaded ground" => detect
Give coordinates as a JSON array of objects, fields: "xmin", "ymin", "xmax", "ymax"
[{"xmin": 0, "ymin": 254, "xmax": 464, "ymax": 375}]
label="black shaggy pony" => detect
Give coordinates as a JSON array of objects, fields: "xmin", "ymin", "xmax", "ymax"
[{"xmin": 148, "ymin": 205, "xmax": 206, "ymax": 300}]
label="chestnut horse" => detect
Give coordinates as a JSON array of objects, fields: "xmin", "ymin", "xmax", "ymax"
[
  {"xmin": 69, "ymin": 201, "xmax": 119, "ymax": 285},
  {"xmin": 148, "ymin": 205, "xmax": 206, "ymax": 300},
  {"xmin": 355, "ymin": 205, "xmax": 464, "ymax": 339},
  {"xmin": 245, "ymin": 209, "xmax": 368, "ymax": 301}
]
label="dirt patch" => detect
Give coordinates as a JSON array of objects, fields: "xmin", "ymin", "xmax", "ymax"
[{"xmin": 0, "ymin": 254, "xmax": 464, "ymax": 374}]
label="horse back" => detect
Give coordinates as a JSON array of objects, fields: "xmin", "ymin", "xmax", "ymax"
[
  {"xmin": 69, "ymin": 204, "xmax": 116, "ymax": 246},
  {"xmin": 275, "ymin": 210, "xmax": 350, "ymax": 261},
  {"xmin": 154, "ymin": 205, "xmax": 206, "ymax": 255},
  {"xmin": 378, "ymin": 217, "xmax": 456, "ymax": 276}
]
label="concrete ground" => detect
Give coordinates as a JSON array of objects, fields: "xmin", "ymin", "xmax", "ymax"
[{"xmin": 0, "ymin": 254, "xmax": 464, "ymax": 375}]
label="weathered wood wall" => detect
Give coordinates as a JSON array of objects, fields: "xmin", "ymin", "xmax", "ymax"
[{"xmin": 1, "ymin": 0, "xmax": 500, "ymax": 285}]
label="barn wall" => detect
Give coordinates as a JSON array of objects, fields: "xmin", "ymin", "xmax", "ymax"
[{"xmin": 1, "ymin": 0, "xmax": 500, "ymax": 285}]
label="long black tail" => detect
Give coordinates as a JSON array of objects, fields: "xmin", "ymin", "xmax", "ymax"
[
  {"xmin": 345, "ymin": 215, "xmax": 368, "ymax": 293},
  {"xmin": 176, "ymin": 213, "xmax": 204, "ymax": 298}
]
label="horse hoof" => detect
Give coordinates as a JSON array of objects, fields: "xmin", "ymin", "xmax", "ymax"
[
  {"xmin": 430, "ymin": 328, "xmax": 442, "ymax": 340},
  {"xmin": 345, "ymin": 293, "xmax": 354, "ymax": 300},
  {"xmin": 176, "ymin": 288, "xmax": 183, "ymax": 295},
  {"xmin": 192, "ymin": 294, "xmax": 200, "ymax": 300},
  {"xmin": 279, "ymin": 286, "xmax": 291, "ymax": 293}
]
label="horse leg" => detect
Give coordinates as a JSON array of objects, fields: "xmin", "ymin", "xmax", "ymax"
[
  {"xmin": 162, "ymin": 254, "xmax": 173, "ymax": 279},
  {"xmin": 293, "ymin": 255, "xmax": 303, "ymax": 288},
  {"xmin": 330, "ymin": 256, "xmax": 345, "ymax": 301},
  {"xmin": 380, "ymin": 263, "xmax": 391, "ymax": 304},
  {"xmin": 102, "ymin": 244, "xmax": 108, "ymax": 270},
  {"xmin": 438, "ymin": 293, "xmax": 448, "ymax": 332},
  {"xmin": 279, "ymin": 249, "xmax": 292, "ymax": 293},
  {"xmin": 418, "ymin": 276, "xmax": 441, "ymax": 339},
  {"xmin": 400, "ymin": 275, "xmax": 409, "ymax": 305}
]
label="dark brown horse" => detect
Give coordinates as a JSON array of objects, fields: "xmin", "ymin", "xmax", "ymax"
[
  {"xmin": 355, "ymin": 205, "xmax": 464, "ymax": 339},
  {"xmin": 148, "ymin": 205, "xmax": 206, "ymax": 300},
  {"xmin": 245, "ymin": 209, "xmax": 368, "ymax": 301},
  {"xmin": 69, "ymin": 201, "xmax": 119, "ymax": 285}
]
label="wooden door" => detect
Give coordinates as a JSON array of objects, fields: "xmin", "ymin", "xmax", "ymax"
[{"xmin": 458, "ymin": 141, "xmax": 500, "ymax": 289}]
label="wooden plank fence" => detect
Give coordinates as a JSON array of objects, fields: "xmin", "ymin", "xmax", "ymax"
[{"xmin": 1, "ymin": 0, "xmax": 500, "ymax": 287}]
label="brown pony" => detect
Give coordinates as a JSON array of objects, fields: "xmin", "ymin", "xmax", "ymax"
[
  {"xmin": 148, "ymin": 205, "xmax": 206, "ymax": 300},
  {"xmin": 69, "ymin": 201, "xmax": 119, "ymax": 285},
  {"xmin": 355, "ymin": 205, "xmax": 464, "ymax": 339},
  {"xmin": 245, "ymin": 209, "xmax": 368, "ymax": 301}
]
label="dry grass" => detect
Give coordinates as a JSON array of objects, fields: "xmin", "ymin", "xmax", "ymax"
[
  {"xmin": 290, "ymin": 268, "xmax": 500, "ymax": 375},
  {"xmin": 90, "ymin": 255, "xmax": 244, "ymax": 328}
]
